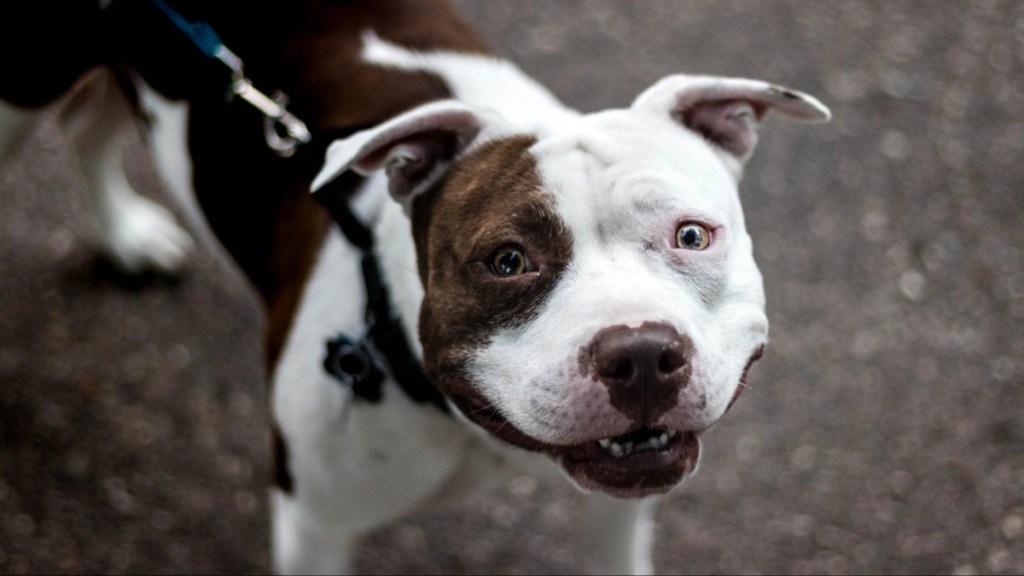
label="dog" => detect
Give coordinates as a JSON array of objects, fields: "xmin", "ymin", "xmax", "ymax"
[{"xmin": 0, "ymin": 1, "xmax": 830, "ymax": 573}]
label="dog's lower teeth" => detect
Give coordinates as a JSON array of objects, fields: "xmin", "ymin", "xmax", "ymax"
[{"xmin": 598, "ymin": 432, "xmax": 675, "ymax": 457}]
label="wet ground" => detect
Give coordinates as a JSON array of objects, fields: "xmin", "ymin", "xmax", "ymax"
[{"xmin": 2, "ymin": 1, "xmax": 1023, "ymax": 574}]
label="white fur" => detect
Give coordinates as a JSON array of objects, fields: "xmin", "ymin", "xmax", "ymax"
[{"xmin": 360, "ymin": 31, "xmax": 580, "ymax": 135}]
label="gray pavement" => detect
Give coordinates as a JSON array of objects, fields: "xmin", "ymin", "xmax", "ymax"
[{"xmin": 1, "ymin": 1, "xmax": 1022, "ymax": 574}]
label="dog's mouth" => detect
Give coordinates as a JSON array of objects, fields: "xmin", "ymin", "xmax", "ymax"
[
  {"xmin": 444, "ymin": 380, "xmax": 698, "ymax": 498},
  {"xmin": 557, "ymin": 426, "xmax": 699, "ymax": 497}
]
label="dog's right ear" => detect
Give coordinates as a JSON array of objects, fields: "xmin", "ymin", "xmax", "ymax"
[{"xmin": 312, "ymin": 101, "xmax": 498, "ymax": 213}]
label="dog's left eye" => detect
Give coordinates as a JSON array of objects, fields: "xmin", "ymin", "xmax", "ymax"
[
  {"xmin": 675, "ymin": 222, "xmax": 711, "ymax": 251},
  {"xmin": 489, "ymin": 245, "xmax": 531, "ymax": 276}
]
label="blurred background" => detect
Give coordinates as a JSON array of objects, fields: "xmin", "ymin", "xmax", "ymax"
[{"xmin": 1, "ymin": 1, "xmax": 1022, "ymax": 573}]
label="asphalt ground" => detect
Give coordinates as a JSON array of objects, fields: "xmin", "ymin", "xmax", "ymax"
[{"xmin": 1, "ymin": 1, "xmax": 1023, "ymax": 574}]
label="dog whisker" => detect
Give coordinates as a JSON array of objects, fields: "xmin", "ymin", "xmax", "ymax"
[{"xmin": 736, "ymin": 381, "xmax": 763, "ymax": 398}]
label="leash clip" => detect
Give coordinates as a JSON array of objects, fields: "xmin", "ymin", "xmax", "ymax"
[
  {"xmin": 230, "ymin": 79, "xmax": 312, "ymax": 157},
  {"xmin": 148, "ymin": 0, "xmax": 311, "ymax": 157}
]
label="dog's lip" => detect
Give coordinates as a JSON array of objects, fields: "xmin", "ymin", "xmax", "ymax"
[
  {"xmin": 443, "ymin": 381, "xmax": 551, "ymax": 452},
  {"xmin": 442, "ymin": 377, "xmax": 698, "ymax": 496}
]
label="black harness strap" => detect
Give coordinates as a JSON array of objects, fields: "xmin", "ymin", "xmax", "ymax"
[{"xmin": 311, "ymin": 165, "xmax": 451, "ymax": 414}]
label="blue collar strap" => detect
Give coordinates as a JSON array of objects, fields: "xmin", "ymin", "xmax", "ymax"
[{"xmin": 149, "ymin": 0, "xmax": 238, "ymax": 68}]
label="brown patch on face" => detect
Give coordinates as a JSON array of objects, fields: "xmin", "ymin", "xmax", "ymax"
[
  {"xmin": 410, "ymin": 136, "xmax": 574, "ymax": 385},
  {"xmin": 579, "ymin": 321, "xmax": 693, "ymax": 426}
]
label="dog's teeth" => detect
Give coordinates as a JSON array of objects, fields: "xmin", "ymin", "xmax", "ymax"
[
  {"xmin": 599, "ymin": 432, "xmax": 677, "ymax": 457},
  {"xmin": 600, "ymin": 439, "xmax": 630, "ymax": 458}
]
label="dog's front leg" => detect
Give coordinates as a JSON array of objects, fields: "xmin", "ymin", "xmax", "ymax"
[
  {"xmin": 271, "ymin": 489, "xmax": 363, "ymax": 576},
  {"xmin": 580, "ymin": 494, "xmax": 658, "ymax": 575}
]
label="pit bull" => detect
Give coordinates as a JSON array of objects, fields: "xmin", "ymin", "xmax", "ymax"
[{"xmin": 0, "ymin": 1, "xmax": 830, "ymax": 573}]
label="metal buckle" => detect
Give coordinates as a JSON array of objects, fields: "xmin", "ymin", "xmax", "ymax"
[
  {"xmin": 230, "ymin": 78, "xmax": 312, "ymax": 157},
  {"xmin": 262, "ymin": 91, "xmax": 312, "ymax": 158}
]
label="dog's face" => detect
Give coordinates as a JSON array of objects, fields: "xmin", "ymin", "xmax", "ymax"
[{"xmin": 314, "ymin": 75, "xmax": 829, "ymax": 497}]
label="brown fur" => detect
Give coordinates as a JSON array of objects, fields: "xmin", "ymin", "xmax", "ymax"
[{"xmin": 410, "ymin": 136, "xmax": 575, "ymax": 386}]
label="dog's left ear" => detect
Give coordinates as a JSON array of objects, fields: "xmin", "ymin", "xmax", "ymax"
[
  {"xmin": 631, "ymin": 75, "xmax": 831, "ymax": 174},
  {"xmin": 312, "ymin": 100, "xmax": 500, "ymax": 212}
]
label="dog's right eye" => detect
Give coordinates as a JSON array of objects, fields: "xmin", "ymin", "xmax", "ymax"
[{"xmin": 489, "ymin": 245, "xmax": 531, "ymax": 276}]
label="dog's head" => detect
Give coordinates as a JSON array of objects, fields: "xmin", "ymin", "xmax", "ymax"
[{"xmin": 314, "ymin": 75, "xmax": 830, "ymax": 498}]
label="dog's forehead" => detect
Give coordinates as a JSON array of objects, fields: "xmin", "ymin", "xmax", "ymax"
[
  {"xmin": 419, "ymin": 108, "xmax": 747, "ymax": 255},
  {"xmin": 527, "ymin": 109, "xmax": 744, "ymax": 230},
  {"xmin": 424, "ymin": 135, "xmax": 554, "ymax": 237}
]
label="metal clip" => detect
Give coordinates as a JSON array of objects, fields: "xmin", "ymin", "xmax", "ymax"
[
  {"xmin": 214, "ymin": 45, "xmax": 244, "ymax": 79},
  {"xmin": 147, "ymin": 0, "xmax": 311, "ymax": 157},
  {"xmin": 262, "ymin": 91, "xmax": 312, "ymax": 158},
  {"xmin": 230, "ymin": 78, "xmax": 312, "ymax": 158}
]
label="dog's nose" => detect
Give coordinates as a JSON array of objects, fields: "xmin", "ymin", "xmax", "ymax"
[{"xmin": 587, "ymin": 322, "xmax": 693, "ymax": 424}]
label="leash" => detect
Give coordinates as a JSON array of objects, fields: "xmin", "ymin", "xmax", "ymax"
[
  {"xmin": 149, "ymin": 0, "xmax": 311, "ymax": 157},
  {"xmin": 146, "ymin": 0, "xmax": 449, "ymax": 413}
]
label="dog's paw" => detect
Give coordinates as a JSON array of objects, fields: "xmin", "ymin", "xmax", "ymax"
[{"xmin": 96, "ymin": 195, "xmax": 194, "ymax": 276}]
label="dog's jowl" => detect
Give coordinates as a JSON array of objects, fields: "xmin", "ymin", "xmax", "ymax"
[{"xmin": 0, "ymin": 1, "xmax": 830, "ymax": 574}]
